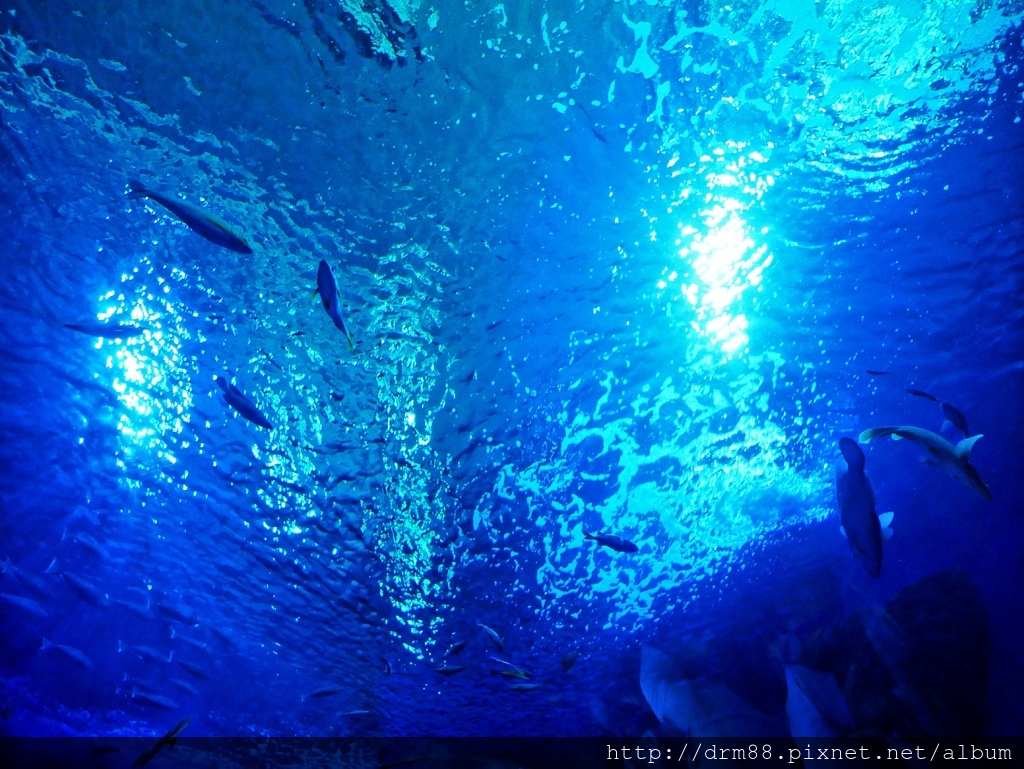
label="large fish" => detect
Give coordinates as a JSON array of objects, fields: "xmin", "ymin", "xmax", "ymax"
[
  {"xmin": 315, "ymin": 260, "xmax": 355, "ymax": 351},
  {"xmin": 128, "ymin": 179, "xmax": 253, "ymax": 254},
  {"xmin": 835, "ymin": 438, "xmax": 892, "ymax": 578},
  {"xmin": 639, "ymin": 645, "xmax": 785, "ymax": 737},
  {"xmin": 859, "ymin": 425, "xmax": 991, "ymax": 499},
  {"xmin": 215, "ymin": 376, "xmax": 273, "ymax": 430},
  {"xmin": 784, "ymin": 664, "xmax": 854, "ymax": 738}
]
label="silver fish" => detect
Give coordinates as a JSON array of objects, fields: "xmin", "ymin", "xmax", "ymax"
[{"xmin": 129, "ymin": 179, "xmax": 252, "ymax": 254}]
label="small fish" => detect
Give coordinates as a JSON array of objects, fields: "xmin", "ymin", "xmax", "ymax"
[
  {"xmin": 215, "ymin": 375, "xmax": 273, "ymax": 430},
  {"xmin": 118, "ymin": 640, "xmax": 173, "ymax": 665},
  {"xmin": 170, "ymin": 627, "xmax": 208, "ymax": 651},
  {"xmin": 560, "ymin": 651, "xmax": 579, "ymax": 673},
  {"xmin": 156, "ymin": 600, "xmax": 199, "ymax": 625},
  {"xmin": 583, "ymin": 531, "xmax": 639, "ymax": 553},
  {"xmin": 177, "ymin": 659, "xmax": 211, "ymax": 680},
  {"xmin": 490, "ymin": 656, "xmax": 530, "ymax": 679},
  {"xmin": 865, "ymin": 370, "xmax": 890, "ymax": 376},
  {"xmin": 906, "ymin": 388, "xmax": 938, "ymax": 402},
  {"xmin": 128, "ymin": 688, "xmax": 180, "ymax": 711},
  {"xmin": 129, "ymin": 179, "xmax": 253, "ymax": 254},
  {"xmin": 314, "ymin": 260, "xmax": 355, "ymax": 351},
  {"xmin": 133, "ymin": 717, "xmax": 190, "ymax": 768},
  {"xmin": 432, "ymin": 665, "xmax": 467, "ymax": 675},
  {"xmin": 477, "ymin": 623, "xmax": 505, "ymax": 652},
  {"xmin": 860, "ymin": 425, "xmax": 992, "ymax": 500},
  {"xmin": 302, "ymin": 686, "xmax": 344, "ymax": 702},
  {"xmin": 112, "ymin": 595, "xmax": 152, "ymax": 619},
  {"xmin": 941, "ymin": 402, "xmax": 971, "ymax": 439},
  {"xmin": 64, "ymin": 322, "xmax": 148, "ymax": 339},
  {"xmin": 41, "ymin": 637, "xmax": 93, "ymax": 669},
  {"xmin": 62, "ymin": 529, "xmax": 109, "ymax": 560},
  {"xmin": 0, "ymin": 556, "xmax": 53, "ymax": 600},
  {"xmin": 509, "ymin": 682, "xmax": 542, "ymax": 692},
  {"xmin": 446, "ymin": 640, "xmax": 467, "ymax": 657},
  {"xmin": 167, "ymin": 678, "xmax": 199, "ymax": 697},
  {"xmin": 0, "ymin": 592, "xmax": 48, "ymax": 618},
  {"xmin": 339, "ymin": 709, "xmax": 371, "ymax": 716},
  {"xmin": 835, "ymin": 438, "xmax": 891, "ymax": 579},
  {"xmin": 60, "ymin": 570, "xmax": 108, "ymax": 605}
]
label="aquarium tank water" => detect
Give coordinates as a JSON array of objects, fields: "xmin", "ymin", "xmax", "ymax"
[{"xmin": 0, "ymin": 0, "xmax": 1022, "ymax": 765}]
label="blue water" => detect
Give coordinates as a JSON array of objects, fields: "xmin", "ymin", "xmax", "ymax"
[{"xmin": 0, "ymin": 0, "xmax": 1022, "ymax": 744}]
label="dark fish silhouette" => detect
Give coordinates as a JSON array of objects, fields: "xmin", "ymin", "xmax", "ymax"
[
  {"xmin": 156, "ymin": 600, "xmax": 199, "ymax": 625},
  {"xmin": 129, "ymin": 179, "xmax": 253, "ymax": 254},
  {"xmin": 302, "ymin": 686, "xmax": 344, "ymax": 702},
  {"xmin": 215, "ymin": 376, "xmax": 273, "ymax": 430},
  {"xmin": 906, "ymin": 388, "xmax": 937, "ymax": 402},
  {"xmin": 865, "ymin": 370, "xmax": 889, "ymax": 376},
  {"xmin": 315, "ymin": 260, "xmax": 355, "ymax": 351},
  {"xmin": 134, "ymin": 717, "xmax": 190, "ymax": 768},
  {"xmin": 64, "ymin": 322, "xmax": 148, "ymax": 339},
  {"xmin": 941, "ymin": 402, "xmax": 970, "ymax": 438},
  {"xmin": 432, "ymin": 665, "xmax": 467, "ymax": 675},
  {"xmin": 177, "ymin": 659, "xmax": 211, "ymax": 680},
  {"xmin": 584, "ymin": 531, "xmax": 639, "ymax": 553},
  {"xmin": 446, "ymin": 641, "xmax": 467, "ymax": 657}
]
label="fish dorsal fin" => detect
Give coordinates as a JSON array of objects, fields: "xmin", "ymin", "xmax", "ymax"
[{"xmin": 956, "ymin": 434, "xmax": 983, "ymax": 459}]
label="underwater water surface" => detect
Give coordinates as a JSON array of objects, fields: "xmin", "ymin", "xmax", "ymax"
[{"xmin": 0, "ymin": 0, "xmax": 1023, "ymax": 749}]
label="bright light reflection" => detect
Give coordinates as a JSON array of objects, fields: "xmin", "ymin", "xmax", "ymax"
[
  {"xmin": 668, "ymin": 143, "xmax": 774, "ymax": 357},
  {"xmin": 96, "ymin": 293, "xmax": 191, "ymax": 488}
]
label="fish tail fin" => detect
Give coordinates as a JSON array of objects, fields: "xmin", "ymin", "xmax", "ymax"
[
  {"xmin": 44, "ymin": 557, "xmax": 59, "ymax": 574},
  {"xmin": 168, "ymin": 650, "xmax": 175, "ymax": 663},
  {"xmin": 583, "ymin": 531, "xmax": 596, "ymax": 540},
  {"xmin": 346, "ymin": 333, "xmax": 355, "ymax": 353},
  {"xmin": 127, "ymin": 178, "xmax": 151, "ymax": 199},
  {"xmin": 41, "ymin": 637, "xmax": 52, "ymax": 651}
]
